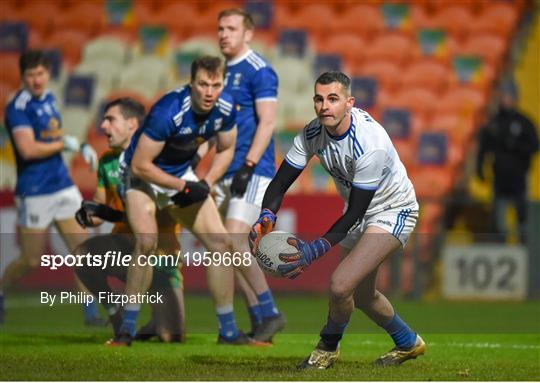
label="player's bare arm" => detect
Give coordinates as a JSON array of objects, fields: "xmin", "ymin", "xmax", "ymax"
[
  {"xmin": 245, "ymin": 100, "xmax": 277, "ymax": 164},
  {"xmin": 12, "ymin": 127, "xmax": 64, "ymax": 160},
  {"xmin": 204, "ymin": 127, "xmax": 237, "ymax": 186},
  {"xmin": 131, "ymin": 134, "xmax": 186, "ymax": 192}
]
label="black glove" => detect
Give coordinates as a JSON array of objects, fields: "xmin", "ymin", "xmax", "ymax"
[
  {"xmin": 75, "ymin": 200, "xmax": 126, "ymax": 228},
  {"xmin": 190, "ymin": 153, "xmax": 202, "ymax": 170},
  {"xmin": 171, "ymin": 180, "xmax": 210, "ymax": 208},
  {"xmin": 230, "ymin": 162, "xmax": 255, "ymax": 197}
]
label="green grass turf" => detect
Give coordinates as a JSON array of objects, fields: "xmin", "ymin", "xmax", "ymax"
[{"xmin": 1, "ymin": 293, "xmax": 539, "ymax": 381}]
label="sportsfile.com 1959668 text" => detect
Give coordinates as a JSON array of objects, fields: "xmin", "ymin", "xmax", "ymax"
[{"xmin": 40, "ymin": 250, "xmax": 252, "ymax": 270}]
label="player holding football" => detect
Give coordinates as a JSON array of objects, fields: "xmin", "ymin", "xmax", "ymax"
[
  {"xmin": 72, "ymin": 98, "xmax": 185, "ymax": 343},
  {"xmin": 1, "ymin": 50, "xmax": 103, "ymax": 326},
  {"xmin": 118, "ymin": 56, "xmax": 261, "ymax": 345},
  {"xmin": 250, "ymin": 72, "xmax": 425, "ymax": 368},
  {"xmin": 215, "ymin": 8, "xmax": 284, "ymax": 342}
]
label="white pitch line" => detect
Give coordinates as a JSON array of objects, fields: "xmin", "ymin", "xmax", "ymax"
[{"xmin": 283, "ymin": 338, "xmax": 540, "ymax": 350}]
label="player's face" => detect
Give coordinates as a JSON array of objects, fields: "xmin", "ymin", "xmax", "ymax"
[
  {"xmin": 22, "ymin": 65, "xmax": 50, "ymax": 98},
  {"xmin": 100, "ymin": 105, "xmax": 135, "ymax": 149},
  {"xmin": 191, "ymin": 69, "xmax": 224, "ymax": 114},
  {"xmin": 218, "ymin": 15, "xmax": 253, "ymax": 59},
  {"xmin": 313, "ymin": 82, "xmax": 355, "ymax": 132}
]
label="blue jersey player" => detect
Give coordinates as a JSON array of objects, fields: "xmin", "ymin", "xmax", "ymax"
[
  {"xmin": 0, "ymin": 50, "xmax": 102, "ymax": 326},
  {"xmin": 214, "ymin": 8, "xmax": 285, "ymax": 343},
  {"xmin": 112, "ymin": 56, "xmax": 260, "ymax": 346}
]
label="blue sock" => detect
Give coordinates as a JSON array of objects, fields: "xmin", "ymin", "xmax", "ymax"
[
  {"xmin": 248, "ymin": 304, "xmax": 263, "ymax": 329},
  {"xmin": 320, "ymin": 316, "xmax": 349, "ymax": 351},
  {"xmin": 217, "ymin": 306, "xmax": 239, "ymax": 340},
  {"xmin": 120, "ymin": 309, "xmax": 140, "ymax": 337},
  {"xmin": 381, "ymin": 313, "xmax": 417, "ymax": 349},
  {"xmin": 0, "ymin": 294, "xmax": 4, "ymax": 312},
  {"xmin": 82, "ymin": 299, "xmax": 98, "ymax": 320},
  {"xmin": 257, "ymin": 290, "xmax": 279, "ymax": 319}
]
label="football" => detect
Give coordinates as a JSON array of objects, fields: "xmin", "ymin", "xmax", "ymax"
[{"xmin": 255, "ymin": 230, "xmax": 298, "ymax": 278}]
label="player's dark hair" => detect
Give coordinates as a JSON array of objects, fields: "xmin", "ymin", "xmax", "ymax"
[
  {"xmin": 191, "ymin": 55, "xmax": 225, "ymax": 81},
  {"xmin": 315, "ymin": 71, "xmax": 352, "ymax": 96},
  {"xmin": 104, "ymin": 98, "xmax": 146, "ymax": 127},
  {"xmin": 218, "ymin": 8, "xmax": 255, "ymax": 30},
  {"xmin": 19, "ymin": 50, "xmax": 50, "ymax": 74}
]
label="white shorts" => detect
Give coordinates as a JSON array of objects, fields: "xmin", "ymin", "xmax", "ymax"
[
  {"xmin": 15, "ymin": 185, "xmax": 83, "ymax": 229},
  {"xmin": 213, "ymin": 174, "xmax": 272, "ymax": 225},
  {"xmin": 340, "ymin": 204, "xmax": 419, "ymax": 250},
  {"xmin": 124, "ymin": 167, "xmax": 199, "ymax": 210}
]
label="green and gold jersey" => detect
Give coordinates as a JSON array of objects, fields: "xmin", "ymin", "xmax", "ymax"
[{"xmin": 97, "ymin": 150, "xmax": 129, "ymax": 233}]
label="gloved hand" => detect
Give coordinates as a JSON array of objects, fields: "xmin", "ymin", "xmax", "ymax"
[
  {"xmin": 75, "ymin": 200, "xmax": 126, "ymax": 228},
  {"xmin": 170, "ymin": 180, "xmax": 210, "ymax": 208},
  {"xmin": 62, "ymin": 134, "xmax": 80, "ymax": 152},
  {"xmin": 230, "ymin": 162, "xmax": 255, "ymax": 197},
  {"xmin": 277, "ymin": 237, "xmax": 331, "ymax": 279},
  {"xmin": 248, "ymin": 208, "xmax": 276, "ymax": 253},
  {"xmin": 80, "ymin": 143, "xmax": 98, "ymax": 171}
]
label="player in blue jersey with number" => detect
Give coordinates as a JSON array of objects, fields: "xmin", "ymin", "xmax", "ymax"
[
  {"xmin": 112, "ymin": 56, "xmax": 263, "ymax": 346},
  {"xmin": 0, "ymin": 50, "xmax": 103, "ymax": 326},
  {"xmin": 214, "ymin": 8, "xmax": 285, "ymax": 343}
]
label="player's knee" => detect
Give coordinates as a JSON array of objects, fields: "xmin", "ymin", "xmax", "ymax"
[
  {"xmin": 136, "ymin": 234, "xmax": 158, "ymax": 254},
  {"xmin": 330, "ymin": 278, "xmax": 354, "ymax": 301}
]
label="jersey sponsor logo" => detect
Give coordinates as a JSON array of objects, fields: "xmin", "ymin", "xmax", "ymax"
[
  {"xmin": 40, "ymin": 118, "xmax": 62, "ymax": 139},
  {"xmin": 345, "ymin": 155, "xmax": 354, "ymax": 175},
  {"xmin": 179, "ymin": 126, "xmax": 193, "ymax": 135},
  {"xmin": 233, "ymin": 73, "xmax": 242, "ymax": 87},
  {"xmin": 214, "ymin": 118, "xmax": 223, "ymax": 131}
]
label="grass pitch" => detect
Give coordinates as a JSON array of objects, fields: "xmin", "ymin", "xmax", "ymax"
[{"xmin": 1, "ymin": 293, "xmax": 539, "ymax": 381}]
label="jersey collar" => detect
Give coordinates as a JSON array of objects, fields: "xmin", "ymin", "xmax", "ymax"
[
  {"xmin": 227, "ymin": 49, "xmax": 253, "ymax": 66},
  {"xmin": 325, "ymin": 115, "xmax": 353, "ymax": 141}
]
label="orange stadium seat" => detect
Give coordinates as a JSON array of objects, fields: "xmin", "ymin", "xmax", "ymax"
[
  {"xmin": 432, "ymin": 5, "xmax": 474, "ymax": 39},
  {"xmin": 429, "ymin": 112, "xmax": 476, "ymax": 146},
  {"xmin": 14, "ymin": 1, "xmax": 60, "ymax": 35},
  {"xmin": 435, "ymin": 85, "xmax": 486, "ymax": 116},
  {"xmin": 0, "ymin": 2, "xmax": 19, "ymax": 22},
  {"xmin": 399, "ymin": 58, "xmax": 450, "ymax": 93},
  {"xmin": 0, "ymin": 54, "xmax": 20, "ymax": 90},
  {"xmin": 354, "ymin": 60, "xmax": 401, "ymax": 91},
  {"xmin": 316, "ymin": 34, "xmax": 366, "ymax": 71},
  {"xmin": 154, "ymin": 2, "xmax": 199, "ymax": 36},
  {"xmin": 273, "ymin": 3, "xmax": 295, "ymax": 30},
  {"xmin": 468, "ymin": 2, "xmax": 520, "ymax": 37},
  {"xmin": 53, "ymin": 2, "xmax": 105, "ymax": 37},
  {"xmin": 43, "ymin": 29, "xmax": 89, "ymax": 69},
  {"xmin": 363, "ymin": 32, "xmax": 414, "ymax": 65},
  {"xmin": 460, "ymin": 34, "xmax": 507, "ymax": 66},
  {"xmin": 386, "ymin": 86, "xmax": 439, "ymax": 118},
  {"xmin": 289, "ymin": 4, "xmax": 339, "ymax": 35},
  {"xmin": 409, "ymin": 166, "xmax": 454, "ymax": 200},
  {"xmin": 335, "ymin": 4, "xmax": 384, "ymax": 38}
]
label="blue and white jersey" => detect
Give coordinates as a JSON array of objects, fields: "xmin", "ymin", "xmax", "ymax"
[
  {"xmin": 285, "ymin": 108, "xmax": 417, "ymax": 216},
  {"xmin": 123, "ymin": 86, "xmax": 236, "ymax": 178},
  {"xmin": 5, "ymin": 89, "xmax": 73, "ymax": 196},
  {"xmin": 224, "ymin": 49, "xmax": 278, "ymax": 178}
]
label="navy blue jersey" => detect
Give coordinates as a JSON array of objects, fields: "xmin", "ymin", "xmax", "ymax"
[
  {"xmin": 123, "ymin": 86, "xmax": 236, "ymax": 178},
  {"xmin": 224, "ymin": 50, "xmax": 278, "ymax": 178},
  {"xmin": 5, "ymin": 89, "xmax": 73, "ymax": 196}
]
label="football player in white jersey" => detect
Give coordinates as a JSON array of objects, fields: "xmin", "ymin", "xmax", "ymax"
[{"xmin": 250, "ymin": 72, "xmax": 426, "ymax": 368}]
